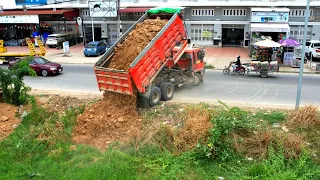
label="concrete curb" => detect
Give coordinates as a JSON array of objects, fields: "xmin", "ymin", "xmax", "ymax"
[{"xmin": 211, "ymin": 68, "xmax": 320, "ymax": 74}]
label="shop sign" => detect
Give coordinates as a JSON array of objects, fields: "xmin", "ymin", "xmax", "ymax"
[
  {"xmin": 251, "ymin": 12, "xmax": 289, "ymax": 23},
  {"xmin": 0, "ymin": 15, "xmax": 39, "ymax": 24},
  {"xmin": 283, "ymin": 52, "xmax": 294, "ymax": 66},
  {"xmin": 202, "ymin": 31, "xmax": 212, "ymax": 38},
  {"xmin": 15, "ymin": 0, "xmax": 47, "ymax": 5},
  {"xmin": 89, "ymin": 1, "xmax": 117, "ymax": 18},
  {"xmin": 63, "ymin": 41, "xmax": 70, "ymax": 56}
]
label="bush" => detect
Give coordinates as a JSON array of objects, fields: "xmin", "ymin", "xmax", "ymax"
[{"xmin": 0, "ymin": 56, "xmax": 36, "ymax": 105}]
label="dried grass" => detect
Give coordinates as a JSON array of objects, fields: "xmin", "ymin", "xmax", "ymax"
[
  {"xmin": 288, "ymin": 105, "xmax": 320, "ymax": 128},
  {"xmin": 173, "ymin": 105, "xmax": 212, "ymax": 153},
  {"xmin": 234, "ymin": 132, "xmax": 272, "ymax": 159},
  {"xmin": 234, "ymin": 131, "xmax": 304, "ymax": 159}
]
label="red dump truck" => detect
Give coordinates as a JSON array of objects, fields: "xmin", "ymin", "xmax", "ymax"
[{"xmin": 94, "ymin": 7, "xmax": 205, "ymax": 108}]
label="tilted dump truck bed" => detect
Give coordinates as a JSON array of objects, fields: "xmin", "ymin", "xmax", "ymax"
[{"xmin": 94, "ymin": 8, "xmax": 188, "ymax": 96}]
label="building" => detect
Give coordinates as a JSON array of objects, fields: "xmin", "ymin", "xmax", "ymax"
[{"xmin": 1, "ymin": 0, "xmax": 320, "ymax": 47}]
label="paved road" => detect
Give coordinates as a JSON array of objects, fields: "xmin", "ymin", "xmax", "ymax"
[{"xmin": 1, "ymin": 64, "xmax": 319, "ymax": 107}]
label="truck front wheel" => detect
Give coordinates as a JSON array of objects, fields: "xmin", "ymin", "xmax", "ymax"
[
  {"xmin": 160, "ymin": 82, "xmax": 174, "ymax": 101},
  {"xmin": 150, "ymin": 86, "xmax": 161, "ymax": 107}
]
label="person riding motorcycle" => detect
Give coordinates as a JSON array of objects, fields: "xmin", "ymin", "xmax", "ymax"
[{"xmin": 232, "ymin": 55, "xmax": 241, "ymax": 72}]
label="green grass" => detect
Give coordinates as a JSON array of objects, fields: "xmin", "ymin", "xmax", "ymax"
[
  {"xmin": 0, "ymin": 103, "xmax": 319, "ymax": 179},
  {"xmin": 254, "ymin": 111, "xmax": 286, "ymax": 124}
]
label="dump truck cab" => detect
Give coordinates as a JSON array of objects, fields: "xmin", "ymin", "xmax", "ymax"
[{"xmin": 171, "ymin": 45, "xmax": 205, "ymax": 82}]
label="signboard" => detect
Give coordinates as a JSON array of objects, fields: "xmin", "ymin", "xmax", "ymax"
[
  {"xmin": 63, "ymin": 41, "xmax": 70, "ymax": 56},
  {"xmin": 47, "ymin": 0, "xmax": 69, "ymax": 4},
  {"xmin": 77, "ymin": 17, "xmax": 82, "ymax": 25},
  {"xmin": 0, "ymin": 15, "xmax": 39, "ymax": 24},
  {"xmin": 251, "ymin": 12, "xmax": 289, "ymax": 23},
  {"xmin": 283, "ymin": 52, "xmax": 294, "ymax": 66},
  {"xmin": 15, "ymin": 0, "xmax": 47, "ymax": 5},
  {"xmin": 202, "ymin": 31, "xmax": 212, "ymax": 38},
  {"xmin": 89, "ymin": 1, "xmax": 117, "ymax": 17}
]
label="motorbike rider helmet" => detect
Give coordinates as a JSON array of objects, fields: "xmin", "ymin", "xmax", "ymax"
[{"xmin": 237, "ymin": 55, "xmax": 240, "ymax": 59}]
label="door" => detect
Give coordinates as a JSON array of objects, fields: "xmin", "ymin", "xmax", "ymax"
[
  {"xmin": 193, "ymin": 50, "xmax": 205, "ymax": 72},
  {"xmin": 29, "ymin": 59, "xmax": 41, "ymax": 73}
]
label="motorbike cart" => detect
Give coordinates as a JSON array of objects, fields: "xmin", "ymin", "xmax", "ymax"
[
  {"xmin": 243, "ymin": 61, "xmax": 279, "ymax": 78},
  {"xmin": 223, "ymin": 61, "xmax": 246, "ymax": 75}
]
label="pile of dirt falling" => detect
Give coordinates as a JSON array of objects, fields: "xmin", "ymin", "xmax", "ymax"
[
  {"xmin": 72, "ymin": 92, "xmax": 141, "ymax": 150},
  {"xmin": 0, "ymin": 103, "xmax": 20, "ymax": 141},
  {"xmin": 108, "ymin": 17, "xmax": 168, "ymax": 70}
]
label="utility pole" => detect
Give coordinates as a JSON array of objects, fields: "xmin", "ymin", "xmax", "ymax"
[
  {"xmin": 117, "ymin": 0, "xmax": 122, "ymax": 39},
  {"xmin": 295, "ymin": 0, "xmax": 311, "ymax": 109}
]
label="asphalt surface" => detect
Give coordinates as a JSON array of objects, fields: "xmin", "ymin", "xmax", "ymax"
[{"xmin": 1, "ymin": 64, "xmax": 320, "ymax": 108}]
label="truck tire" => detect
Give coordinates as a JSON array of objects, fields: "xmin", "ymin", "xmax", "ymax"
[
  {"xmin": 150, "ymin": 86, "xmax": 161, "ymax": 107},
  {"xmin": 160, "ymin": 82, "xmax": 174, "ymax": 101},
  {"xmin": 193, "ymin": 73, "xmax": 201, "ymax": 86}
]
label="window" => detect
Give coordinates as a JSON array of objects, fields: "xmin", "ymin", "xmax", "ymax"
[
  {"xmin": 134, "ymin": 12, "xmax": 144, "ymax": 16},
  {"xmin": 197, "ymin": 51, "xmax": 204, "ymax": 61},
  {"xmin": 223, "ymin": 9, "xmax": 246, "ymax": 16},
  {"xmin": 34, "ymin": 57, "xmax": 49, "ymax": 65},
  {"xmin": 82, "ymin": 10, "xmax": 89, "ymax": 17},
  {"xmin": 192, "ymin": 9, "xmax": 214, "ymax": 16},
  {"xmin": 289, "ymin": 9, "xmax": 313, "ymax": 17},
  {"xmin": 306, "ymin": 42, "xmax": 311, "ymax": 46}
]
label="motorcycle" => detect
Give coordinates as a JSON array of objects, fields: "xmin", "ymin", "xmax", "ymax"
[{"xmin": 223, "ymin": 61, "xmax": 246, "ymax": 75}]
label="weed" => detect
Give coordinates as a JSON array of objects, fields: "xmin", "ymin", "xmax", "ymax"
[
  {"xmin": 254, "ymin": 111, "xmax": 286, "ymax": 124},
  {"xmin": 196, "ymin": 107, "xmax": 256, "ymax": 161},
  {"xmin": 205, "ymin": 62, "xmax": 215, "ymax": 69},
  {"xmin": 288, "ymin": 105, "xmax": 320, "ymax": 128}
]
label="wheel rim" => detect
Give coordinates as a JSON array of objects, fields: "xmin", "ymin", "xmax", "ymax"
[
  {"xmin": 166, "ymin": 87, "xmax": 173, "ymax": 98},
  {"xmin": 194, "ymin": 75, "xmax": 200, "ymax": 84},
  {"xmin": 239, "ymin": 69, "xmax": 245, "ymax": 75},
  {"xmin": 223, "ymin": 69, "xmax": 229, "ymax": 74},
  {"xmin": 42, "ymin": 70, "xmax": 48, "ymax": 76},
  {"xmin": 152, "ymin": 91, "xmax": 160, "ymax": 102}
]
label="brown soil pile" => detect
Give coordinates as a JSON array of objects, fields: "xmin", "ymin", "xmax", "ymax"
[
  {"xmin": 72, "ymin": 92, "xmax": 141, "ymax": 150},
  {"xmin": 108, "ymin": 17, "xmax": 168, "ymax": 70},
  {"xmin": 288, "ymin": 105, "xmax": 320, "ymax": 128},
  {"xmin": 0, "ymin": 103, "xmax": 20, "ymax": 141}
]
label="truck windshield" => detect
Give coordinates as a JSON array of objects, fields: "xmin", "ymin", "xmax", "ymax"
[{"xmin": 180, "ymin": 53, "xmax": 192, "ymax": 59}]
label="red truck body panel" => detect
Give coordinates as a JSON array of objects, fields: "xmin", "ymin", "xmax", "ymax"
[{"xmin": 94, "ymin": 12, "xmax": 188, "ymax": 96}]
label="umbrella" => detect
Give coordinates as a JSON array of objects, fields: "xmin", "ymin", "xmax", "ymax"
[
  {"xmin": 253, "ymin": 39, "xmax": 282, "ymax": 48},
  {"xmin": 279, "ymin": 39, "xmax": 301, "ymax": 47}
]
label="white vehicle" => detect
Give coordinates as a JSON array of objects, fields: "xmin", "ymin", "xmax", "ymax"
[
  {"xmin": 46, "ymin": 34, "xmax": 67, "ymax": 48},
  {"xmin": 305, "ymin": 40, "xmax": 320, "ymax": 60}
]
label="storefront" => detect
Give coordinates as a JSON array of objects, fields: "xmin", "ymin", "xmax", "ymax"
[
  {"xmin": 222, "ymin": 24, "xmax": 244, "ymax": 47},
  {"xmin": 249, "ymin": 8, "xmax": 290, "ymax": 57},
  {"xmin": 0, "ymin": 15, "xmax": 39, "ymax": 46},
  {"xmin": 0, "ymin": 9, "xmax": 79, "ymax": 46}
]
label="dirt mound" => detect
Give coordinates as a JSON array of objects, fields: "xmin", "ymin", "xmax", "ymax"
[
  {"xmin": 108, "ymin": 17, "xmax": 168, "ymax": 70},
  {"xmin": 0, "ymin": 103, "xmax": 20, "ymax": 141},
  {"xmin": 72, "ymin": 92, "xmax": 141, "ymax": 150}
]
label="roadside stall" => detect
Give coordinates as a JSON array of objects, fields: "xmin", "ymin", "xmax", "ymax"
[
  {"xmin": 279, "ymin": 38, "xmax": 306, "ymax": 67},
  {"xmin": 244, "ymin": 39, "xmax": 281, "ymax": 78}
]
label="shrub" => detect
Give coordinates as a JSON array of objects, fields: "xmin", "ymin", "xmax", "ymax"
[{"xmin": 0, "ymin": 56, "xmax": 36, "ymax": 105}]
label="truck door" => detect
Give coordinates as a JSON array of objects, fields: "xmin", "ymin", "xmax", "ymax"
[{"xmin": 192, "ymin": 50, "xmax": 205, "ymax": 72}]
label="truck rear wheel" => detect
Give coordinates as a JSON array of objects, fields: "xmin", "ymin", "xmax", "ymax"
[
  {"xmin": 160, "ymin": 82, "xmax": 174, "ymax": 101},
  {"xmin": 150, "ymin": 86, "xmax": 161, "ymax": 107}
]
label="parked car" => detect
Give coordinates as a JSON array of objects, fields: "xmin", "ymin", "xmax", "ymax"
[
  {"xmin": 84, "ymin": 41, "xmax": 107, "ymax": 57},
  {"xmin": 8, "ymin": 56, "xmax": 63, "ymax": 77},
  {"xmin": 305, "ymin": 40, "xmax": 320, "ymax": 60},
  {"xmin": 105, "ymin": 42, "xmax": 115, "ymax": 51}
]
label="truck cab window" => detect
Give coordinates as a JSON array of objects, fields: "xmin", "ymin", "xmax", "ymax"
[{"xmin": 197, "ymin": 51, "xmax": 204, "ymax": 61}]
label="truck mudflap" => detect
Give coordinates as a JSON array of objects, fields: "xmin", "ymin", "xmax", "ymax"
[{"xmin": 94, "ymin": 67, "xmax": 134, "ymax": 95}]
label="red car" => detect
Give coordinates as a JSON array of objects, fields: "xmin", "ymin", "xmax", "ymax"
[{"xmin": 8, "ymin": 56, "xmax": 63, "ymax": 77}]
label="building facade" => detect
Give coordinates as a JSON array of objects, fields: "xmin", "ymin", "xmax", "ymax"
[{"xmin": 1, "ymin": 0, "xmax": 320, "ymax": 46}]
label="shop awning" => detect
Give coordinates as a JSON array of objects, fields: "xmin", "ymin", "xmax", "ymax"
[
  {"xmin": 119, "ymin": 8, "xmax": 151, "ymax": 13},
  {"xmin": 0, "ymin": 9, "xmax": 78, "ymax": 18},
  {"xmin": 251, "ymin": 23, "xmax": 290, "ymax": 33}
]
